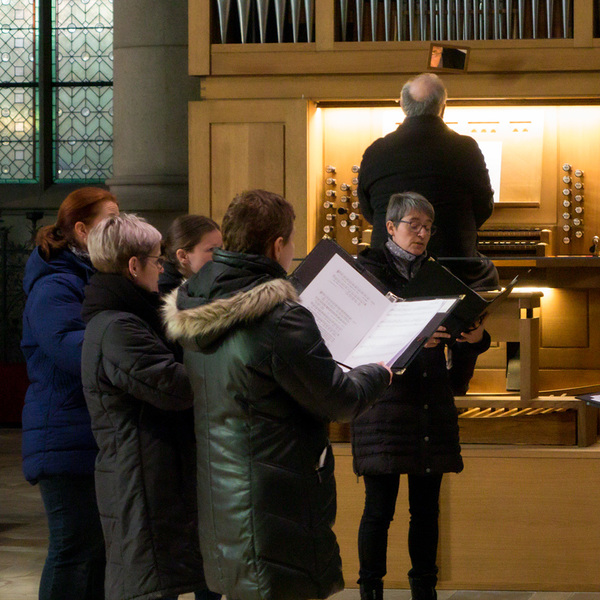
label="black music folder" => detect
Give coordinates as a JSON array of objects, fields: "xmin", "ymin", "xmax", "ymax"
[
  {"xmin": 290, "ymin": 239, "xmax": 519, "ymax": 370},
  {"xmin": 290, "ymin": 240, "xmax": 460, "ymax": 372},
  {"xmin": 575, "ymin": 393, "xmax": 600, "ymax": 408},
  {"xmin": 400, "ymin": 256, "xmax": 519, "ymax": 338}
]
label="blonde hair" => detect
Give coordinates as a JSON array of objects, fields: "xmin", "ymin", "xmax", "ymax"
[{"xmin": 87, "ymin": 213, "xmax": 162, "ymax": 274}]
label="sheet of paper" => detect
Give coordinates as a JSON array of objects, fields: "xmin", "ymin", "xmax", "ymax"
[
  {"xmin": 299, "ymin": 253, "xmax": 390, "ymax": 362},
  {"xmin": 344, "ymin": 298, "xmax": 458, "ymax": 368}
]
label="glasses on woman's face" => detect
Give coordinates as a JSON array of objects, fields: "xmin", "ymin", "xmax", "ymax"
[
  {"xmin": 398, "ymin": 220, "xmax": 437, "ymax": 236},
  {"xmin": 146, "ymin": 255, "xmax": 165, "ymax": 268}
]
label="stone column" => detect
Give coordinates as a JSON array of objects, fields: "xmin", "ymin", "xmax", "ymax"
[{"xmin": 108, "ymin": 0, "xmax": 198, "ymax": 230}]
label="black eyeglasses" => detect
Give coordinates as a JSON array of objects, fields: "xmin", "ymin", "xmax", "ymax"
[
  {"xmin": 146, "ymin": 255, "xmax": 165, "ymax": 268},
  {"xmin": 398, "ymin": 220, "xmax": 437, "ymax": 235}
]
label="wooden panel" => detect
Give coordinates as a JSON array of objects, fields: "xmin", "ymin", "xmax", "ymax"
[
  {"xmin": 189, "ymin": 99, "xmax": 310, "ymax": 256},
  {"xmin": 210, "ymin": 123, "xmax": 285, "ymax": 224},
  {"xmin": 189, "ymin": 0, "xmax": 210, "ymax": 75},
  {"xmin": 209, "ymin": 45, "xmax": 600, "ymax": 77},
  {"xmin": 458, "ymin": 411, "xmax": 576, "ymax": 445},
  {"xmin": 333, "ymin": 444, "xmax": 600, "ymax": 591},
  {"xmin": 541, "ymin": 289, "xmax": 589, "ymax": 347},
  {"xmin": 573, "ymin": 0, "xmax": 594, "ymax": 48},
  {"xmin": 315, "ymin": 0, "xmax": 334, "ymax": 51},
  {"xmin": 201, "ymin": 72, "xmax": 600, "ymax": 103}
]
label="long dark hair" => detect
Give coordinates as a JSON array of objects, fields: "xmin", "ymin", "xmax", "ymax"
[
  {"xmin": 163, "ymin": 214, "xmax": 220, "ymax": 264},
  {"xmin": 36, "ymin": 187, "xmax": 117, "ymax": 260}
]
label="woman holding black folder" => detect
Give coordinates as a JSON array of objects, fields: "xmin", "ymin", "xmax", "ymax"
[{"xmin": 352, "ymin": 192, "xmax": 491, "ymax": 600}]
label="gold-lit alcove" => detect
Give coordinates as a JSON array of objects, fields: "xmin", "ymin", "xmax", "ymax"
[{"xmin": 313, "ymin": 102, "xmax": 600, "ymax": 400}]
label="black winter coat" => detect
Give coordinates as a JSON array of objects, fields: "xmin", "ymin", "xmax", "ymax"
[
  {"xmin": 163, "ymin": 249, "xmax": 391, "ymax": 600},
  {"xmin": 352, "ymin": 246, "xmax": 490, "ymax": 476},
  {"xmin": 357, "ymin": 114, "xmax": 497, "ymax": 289},
  {"xmin": 81, "ymin": 273, "xmax": 205, "ymax": 600},
  {"xmin": 158, "ymin": 260, "xmax": 184, "ymax": 296}
]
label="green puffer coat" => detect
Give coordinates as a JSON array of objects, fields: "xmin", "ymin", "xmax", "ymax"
[{"xmin": 163, "ymin": 249, "xmax": 390, "ymax": 600}]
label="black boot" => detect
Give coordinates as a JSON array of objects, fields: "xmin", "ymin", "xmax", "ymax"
[
  {"xmin": 359, "ymin": 579, "xmax": 383, "ymax": 600},
  {"xmin": 408, "ymin": 575, "xmax": 437, "ymax": 600}
]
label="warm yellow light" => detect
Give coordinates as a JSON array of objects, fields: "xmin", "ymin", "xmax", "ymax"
[{"xmin": 513, "ymin": 286, "xmax": 554, "ymax": 297}]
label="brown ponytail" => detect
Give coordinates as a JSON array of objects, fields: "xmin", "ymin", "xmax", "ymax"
[
  {"xmin": 163, "ymin": 215, "xmax": 220, "ymax": 265},
  {"xmin": 36, "ymin": 187, "xmax": 117, "ymax": 260}
]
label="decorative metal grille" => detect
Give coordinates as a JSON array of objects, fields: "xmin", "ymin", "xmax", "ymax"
[
  {"xmin": 0, "ymin": 0, "xmax": 113, "ymax": 184},
  {"xmin": 53, "ymin": 0, "xmax": 113, "ymax": 182},
  {"xmin": 55, "ymin": 85, "xmax": 112, "ymax": 181},
  {"xmin": 0, "ymin": 0, "xmax": 38, "ymax": 183},
  {"xmin": 54, "ymin": 0, "xmax": 113, "ymax": 83}
]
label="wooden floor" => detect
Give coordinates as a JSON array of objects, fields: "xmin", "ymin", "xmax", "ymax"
[{"xmin": 1, "ymin": 428, "xmax": 599, "ymax": 600}]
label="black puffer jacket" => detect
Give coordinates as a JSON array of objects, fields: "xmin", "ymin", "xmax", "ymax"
[
  {"xmin": 163, "ymin": 249, "xmax": 390, "ymax": 600},
  {"xmin": 352, "ymin": 246, "xmax": 491, "ymax": 476},
  {"xmin": 81, "ymin": 273, "xmax": 205, "ymax": 600}
]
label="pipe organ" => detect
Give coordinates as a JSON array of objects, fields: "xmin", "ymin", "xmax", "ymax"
[
  {"xmin": 190, "ymin": 2, "xmax": 600, "ymax": 592},
  {"xmin": 213, "ymin": 0, "xmax": 573, "ymax": 42}
]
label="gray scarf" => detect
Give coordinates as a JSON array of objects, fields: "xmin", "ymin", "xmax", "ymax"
[{"xmin": 385, "ymin": 238, "xmax": 428, "ymax": 281}]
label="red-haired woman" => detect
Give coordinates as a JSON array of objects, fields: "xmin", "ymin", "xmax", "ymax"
[{"xmin": 21, "ymin": 187, "xmax": 119, "ymax": 600}]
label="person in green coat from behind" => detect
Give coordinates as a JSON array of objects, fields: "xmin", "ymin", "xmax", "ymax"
[{"xmin": 163, "ymin": 189, "xmax": 393, "ymax": 600}]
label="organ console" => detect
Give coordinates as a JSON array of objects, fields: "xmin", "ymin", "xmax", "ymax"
[{"xmin": 477, "ymin": 227, "xmax": 552, "ymax": 257}]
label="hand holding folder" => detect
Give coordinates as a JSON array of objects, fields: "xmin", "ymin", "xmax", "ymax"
[
  {"xmin": 291, "ymin": 240, "xmax": 459, "ymax": 372},
  {"xmin": 290, "ymin": 239, "xmax": 520, "ymax": 372}
]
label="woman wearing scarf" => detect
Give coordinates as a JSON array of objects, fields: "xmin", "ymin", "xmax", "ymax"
[{"xmin": 352, "ymin": 192, "xmax": 491, "ymax": 600}]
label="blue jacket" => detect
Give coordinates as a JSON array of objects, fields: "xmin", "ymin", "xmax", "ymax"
[{"xmin": 21, "ymin": 247, "xmax": 98, "ymax": 483}]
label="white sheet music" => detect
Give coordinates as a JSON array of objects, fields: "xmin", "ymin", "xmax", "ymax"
[
  {"xmin": 299, "ymin": 254, "xmax": 390, "ymax": 361},
  {"xmin": 299, "ymin": 253, "xmax": 458, "ymax": 369},
  {"xmin": 345, "ymin": 298, "xmax": 458, "ymax": 368}
]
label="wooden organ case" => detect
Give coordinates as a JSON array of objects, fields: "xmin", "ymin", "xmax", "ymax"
[{"xmin": 189, "ymin": 1, "xmax": 600, "ymax": 591}]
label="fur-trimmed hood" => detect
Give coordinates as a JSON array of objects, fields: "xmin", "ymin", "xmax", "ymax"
[{"xmin": 163, "ymin": 276, "xmax": 298, "ymax": 350}]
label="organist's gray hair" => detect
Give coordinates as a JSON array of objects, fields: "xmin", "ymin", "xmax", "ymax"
[{"xmin": 401, "ymin": 73, "xmax": 447, "ymax": 117}]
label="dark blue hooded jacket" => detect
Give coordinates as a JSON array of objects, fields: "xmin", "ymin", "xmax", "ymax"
[{"xmin": 21, "ymin": 246, "xmax": 98, "ymax": 483}]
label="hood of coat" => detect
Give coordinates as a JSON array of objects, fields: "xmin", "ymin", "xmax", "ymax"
[
  {"xmin": 23, "ymin": 246, "xmax": 94, "ymax": 295},
  {"xmin": 163, "ymin": 248, "xmax": 299, "ymax": 350}
]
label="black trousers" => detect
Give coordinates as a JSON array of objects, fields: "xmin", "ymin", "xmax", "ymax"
[{"xmin": 358, "ymin": 472, "xmax": 443, "ymax": 585}]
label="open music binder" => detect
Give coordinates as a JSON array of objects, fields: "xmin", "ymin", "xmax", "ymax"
[
  {"xmin": 400, "ymin": 255, "xmax": 519, "ymax": 338},
  {"xmin": 290, "ymin": 240, "xmax": 459, "ymax": 372},
  {"xmin": 290, "ymin": 239, "xmax": 520, "ymax": 372}
]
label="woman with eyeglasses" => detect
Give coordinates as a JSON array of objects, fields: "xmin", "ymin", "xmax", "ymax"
[
  {"xmin": 352, "ymin": 192, "xmax": 491, "ymax": 600},
  {"xmin": 80, "ymin": 214, "xmax": 210, "ymax": 600}
]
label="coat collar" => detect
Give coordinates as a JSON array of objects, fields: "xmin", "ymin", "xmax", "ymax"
[{"xmin": 163, "ymin": 276, "xmax": 298, "ymax": 350}]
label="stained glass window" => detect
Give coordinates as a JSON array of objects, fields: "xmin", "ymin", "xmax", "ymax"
[
  {"xmin": 0, "ymin": 0, "xmax": 113, "ymax": 184},
  {"xmin": 54, "ymin": 0, "xmax": 113, "ymax": 181},
  {"xmin": 0, "ymin": 0, "xmax": 38, "ymax": 182}
]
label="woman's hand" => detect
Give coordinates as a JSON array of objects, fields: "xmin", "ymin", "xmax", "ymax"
[
  {"xmin": 456, "ymin": 317, "xmax": 485, "ymax": 344},
  {"xmin": 424, "ymin": 325, "xmax": 451, "ymax": 348},
  {"xmin": 377, "ymin": 362, "xmax": 394, "ymax": 385}
]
